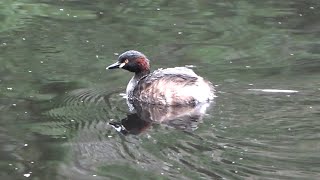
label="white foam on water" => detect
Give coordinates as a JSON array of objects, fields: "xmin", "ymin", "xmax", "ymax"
[{"xmin": 248, "ymin": 89, "xmax": 299, "ymax": 93}]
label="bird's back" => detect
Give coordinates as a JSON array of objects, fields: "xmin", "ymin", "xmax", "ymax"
[{"xmin": 132, "ymin": 67, "xmax": 214, "ymax": 105}]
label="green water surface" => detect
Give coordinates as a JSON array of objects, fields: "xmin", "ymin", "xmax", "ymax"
[{"xmin": 0, "ymin": 0, "xmax": 319, "ymax": 179}]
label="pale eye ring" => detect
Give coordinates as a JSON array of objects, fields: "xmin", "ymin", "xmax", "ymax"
[{"xmin": 119, "ymin": 59, "xmax": 129, "ymax": 68}]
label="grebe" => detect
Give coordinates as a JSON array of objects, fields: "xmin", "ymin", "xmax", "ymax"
[{"xmin": 106, "ymin": 50, "xmax": 215, "ymax": 106}]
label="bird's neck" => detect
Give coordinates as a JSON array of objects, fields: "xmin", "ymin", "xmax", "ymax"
[{"xmin": 126, "ymin": 71, "xmax": 149, "ymax": 98}]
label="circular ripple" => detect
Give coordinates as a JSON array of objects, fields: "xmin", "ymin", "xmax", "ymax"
[{"xmin": 40, "ymin": 87, "xmax": 127, "ymax": 139}]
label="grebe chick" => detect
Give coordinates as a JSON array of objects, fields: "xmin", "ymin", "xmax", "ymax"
[{"xmin": 106, "ymin": 50, "xmax": 215, "ymax": 106}]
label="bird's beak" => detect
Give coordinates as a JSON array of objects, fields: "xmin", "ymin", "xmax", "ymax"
[
  {"xmin": 106, "ymin": 59, "xmax": 128, "ymax": 70},
  {"xmin": 106, "ymin": 61, "xmax": 122, "ymax": 69}
]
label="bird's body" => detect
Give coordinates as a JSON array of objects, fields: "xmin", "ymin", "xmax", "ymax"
[{"xmin": 106, "ymin": 50, "xmax": 215, "ymax": 106}]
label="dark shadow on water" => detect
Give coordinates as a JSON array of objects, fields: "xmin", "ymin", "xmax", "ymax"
[{"xmin": 110, "ymin": 100, "xmax": 214, "ymax": 135}]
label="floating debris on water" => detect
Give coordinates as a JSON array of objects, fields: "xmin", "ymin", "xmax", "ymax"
[{"xmin": 248, "ymin": 89, "xmax": 299, "ymax": 93}]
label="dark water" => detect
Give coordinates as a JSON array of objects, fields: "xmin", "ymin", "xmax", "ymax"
[{"xmin": 1, "ymin": 0, "xmax": 320, "ymax": 179}]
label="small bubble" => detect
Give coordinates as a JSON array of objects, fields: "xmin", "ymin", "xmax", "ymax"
[
  {"xmin": 156, "ymin": 8, "xmax": 160, "ymax": 11},
  {"xmin": 173, "ymin": 23, "xmax": 176, "ymax": 26},
  {"xmin": 12, "ymin": 104, "xmax": 16, "ymax": 106},
  {"xmin": 229, "ymin": 61, "xmax": 232, "ymax": 63},
  {"xmin": 23, "ymin": 173, "xmax": 31, "ymax": 177},
  {"xmin": 278, "ymin": 22, "xmax": 282, "ymax": 24},
  {"xmin": 288, "ymin": 128, "xmax": 291, "ymax": 131},
  {"xmin": 40, "ymin": 61, "xmax": 44, "ymax": 63},
  {"xmin": 25, "ymin": 112, "xmax": 28, "ymax": 114},
  {"xmin": 15, "ymin": 167, "xmax": 18, "ymax": 170},
  {"xmin": 239, "ymin": 158, "xmax": 243, "ymax": 160},
  {"xmin": 67, "ymin": 14, "xmax": 70, "ymax": 16},
  {"xmin": 310, "ymin": 6, "xmax": 315, "ymax": 9},
  {"xmin": 161, "ymin": 172, "xmax": 164, "ymax": 175},
  {"xmin": 30, "ymin": 161, "xmax": 34, "ymax": 164},
  {"xmin": 22, "ymin": 38, "xmax": 26, "ymax": 41},
  {"xmin": 9, "ymin": 163, "xmax": 12, "ymax": 166},
  {"xmin": 93, "ymin": 174, "xmax": 97, "ymax": 177},
  {"xmin": 24, "ymin": 144, "xmax": 28, "ymax": 147},
  {"xmin": 235, "ymin": 171, "xmax": 238, "ymax": 173},
  {"xmin": 86, "ymin": 40, "xmax": 89, "ymax": 43},
  {"xmin": 96, "ymin": 55, "xmax": 99, "ymax": 58},
  {"xmin": 290, "ymin": 53, "xmax": 294, "ymax": 56},
  {"xmin": 99, "ymin": 12, "xmax": 103, "ymax": 15},
  {"xmin": 73, "ymin": 15, "xmax": 77, "ymax": 18},
  {"xmin": 70, "ymin": 119, "xmax": 74, "ymax": 122},
  {"xmin": 299, "ymin": 14, "xmax": 303, "ymax": 16},
  {"xmin": 232, "ymin": 161, "xmax": 235, "ymax": 164},
  {"xmin": 178, "ymin": 32, "xmax": 182, "ymax": 34},
  {"xmin": 309, "ymin": 106, "xmax": 313, "ymax": 109},
  {"xmin": 28, "ymin": 70, "xmax": 32, "ymax": 73},
  {"xmin": 185, "ymin": 65, "xmax": 196, "ymax": 68}
]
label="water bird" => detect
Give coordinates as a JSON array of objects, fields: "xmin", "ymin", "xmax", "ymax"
[{"xmin": 106, "ymin": 50, "xmax": 215, "ymax": 106}]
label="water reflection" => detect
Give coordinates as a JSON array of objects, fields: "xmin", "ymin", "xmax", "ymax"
[{"xmin": 110, "ymin": 100, "xmax": 213, "ymax": 135}]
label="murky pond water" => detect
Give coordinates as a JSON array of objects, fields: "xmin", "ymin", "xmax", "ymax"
[{"xmin": 1, "ymin": 0, "xmax": 319, "ymax": 179}]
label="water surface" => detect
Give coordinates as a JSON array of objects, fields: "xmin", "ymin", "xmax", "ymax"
[{"xmin": 0, "ymin": 0, "xmax": 319, "ymax": 179}]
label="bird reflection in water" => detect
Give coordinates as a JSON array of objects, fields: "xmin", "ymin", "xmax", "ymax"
[{"xmin": 110, "ymin": 100, "xmax": 213, "ymax": 135}]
